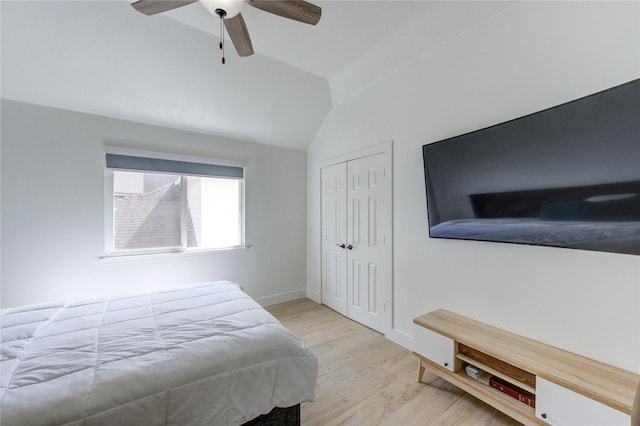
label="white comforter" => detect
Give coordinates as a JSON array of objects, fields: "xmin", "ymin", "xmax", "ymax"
[{"xmin": 0, "ymin": 281, "xmax": 317, "ymax": 425}]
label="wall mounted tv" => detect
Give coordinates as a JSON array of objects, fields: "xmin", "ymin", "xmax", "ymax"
[{"xmin": 422, "ymin": 78, "xmax": 640, "ymax": 255}]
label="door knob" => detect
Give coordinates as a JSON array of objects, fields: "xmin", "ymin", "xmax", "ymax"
[
  {"xmin": 347, "ymin": 244, "xmax": 353, "ymax": 250},
  {"xmin": 336, "ymin": 243, "xmax": 346, "ymax": 249}
]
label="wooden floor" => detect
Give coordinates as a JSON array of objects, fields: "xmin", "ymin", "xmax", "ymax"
[{"xmin": 266, "ymin": 299, "xmax": 521, "ymax": 426}]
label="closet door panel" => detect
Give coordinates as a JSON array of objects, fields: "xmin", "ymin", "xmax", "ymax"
[
  {"xmin": 320, "ymin": 163, "xmax": 348, "ymax": 316},
  {"xmin": 346, "ymin": 153, "xmax": 388, "ymax": 333}
]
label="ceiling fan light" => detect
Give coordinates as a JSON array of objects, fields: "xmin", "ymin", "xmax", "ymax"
[{"xmin": 200, "ymin": 0, "xmax": 244, "ymax": 18}]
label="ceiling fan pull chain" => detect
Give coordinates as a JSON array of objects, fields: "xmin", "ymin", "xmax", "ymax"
[{"xmin": 216, "ymin": 8, "xmax": 226, "ymax": 64}]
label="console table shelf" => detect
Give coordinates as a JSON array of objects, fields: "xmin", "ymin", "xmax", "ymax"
[
  {"xmin": 415, "ymin": 352, "xmax": 539, "ymax": 424},
  {"xmin": 455, "ymin": 353, "xmax": 536, "ymax": 394},
  {"xmin": 413, "ymin": 309, "xmax": 640, "ymax": 425}
]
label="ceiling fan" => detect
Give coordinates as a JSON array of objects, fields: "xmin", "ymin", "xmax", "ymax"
[{"xmin": 131, "ymin": 0, "xmax": 322, "ymax": 60}]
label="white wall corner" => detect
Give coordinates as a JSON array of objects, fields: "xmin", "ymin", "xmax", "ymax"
[
  {"xmin": 328, "ymin": 1, "xmax": 514, "ymax": 107},
  {"xmin": 306, "ymin": 288, "xmax": 321, "ymax": 304}
]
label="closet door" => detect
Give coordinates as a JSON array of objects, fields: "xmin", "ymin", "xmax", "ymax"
[
  {"xmin": 321, "ymin": 148, "xmax": 391, "ymax": 335},
  {"xmin": 346, "ymin": 153, "xmax": 388, "ymax": 333},
  {"xmin": 320, "ymin": 163, "xmax": 348, "ymax": 316}
]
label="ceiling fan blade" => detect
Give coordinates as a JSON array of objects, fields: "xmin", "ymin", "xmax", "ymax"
[
  {"xmin": 224, "ymin": 13, "xmax": 254, "ymax": 57},
  {"xmin": 247, "ymin": 0, "xmax": 321, "ymax": 25},
  {"xmin": 131, "ymin": 0, "xmax": 198, "ymax": 16}
]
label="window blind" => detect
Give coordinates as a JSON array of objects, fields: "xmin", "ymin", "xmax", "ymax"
[{"xmin": 106, "ymin": 154, "xmax": 244, "ymax": 179}]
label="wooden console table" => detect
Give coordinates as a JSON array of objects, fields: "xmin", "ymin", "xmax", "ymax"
[{"xmin": 413, "ymin": 309, "xmax": 640, "ymax": 425}]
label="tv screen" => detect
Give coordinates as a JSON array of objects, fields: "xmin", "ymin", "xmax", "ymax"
[{"xmin": 422, "ymin": 79, "xmax": 640, "ymax": 255}]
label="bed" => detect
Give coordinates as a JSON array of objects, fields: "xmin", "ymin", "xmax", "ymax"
[{"xmin": 0, "ymin": 281, "xmax": 317, "ymax": 425}]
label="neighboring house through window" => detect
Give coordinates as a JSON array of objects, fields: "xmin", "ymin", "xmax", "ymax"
[{"xmin": 105, "ymin": 151, "xmax": 244, "ymax": 256}]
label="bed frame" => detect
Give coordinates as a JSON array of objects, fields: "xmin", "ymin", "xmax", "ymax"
[{"xmin": 243, "ymin": 404, "xmax": 300, "ymax": 426}]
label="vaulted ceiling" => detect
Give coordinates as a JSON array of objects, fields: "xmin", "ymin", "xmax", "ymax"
[{"xmin": 1, "ymin": 1, "xmax": 511, "ymax": 149}]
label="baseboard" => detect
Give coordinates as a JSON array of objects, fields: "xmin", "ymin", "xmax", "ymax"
[
  {"xmin": 386, "ymin": 327, "xmax": 414, "ymax": 351},
  {"xmin": 255, "ymin": 289, "xmax": 307, "ymax": 307}
]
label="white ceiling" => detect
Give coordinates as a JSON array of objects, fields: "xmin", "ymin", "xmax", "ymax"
[
  {"xmin": 163, "ymin": 0, "xmax": 434, "ymax": 80},
  {"xmin": 1, "ymin": 1, "xmax": 512, "ymax": 150}
]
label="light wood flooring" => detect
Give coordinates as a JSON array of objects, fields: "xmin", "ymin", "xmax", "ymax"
[{"xmin": 266, "ymin": 298, "xmax": 521, "ymax": 426}]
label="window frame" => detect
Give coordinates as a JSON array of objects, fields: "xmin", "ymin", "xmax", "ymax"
[{"xmin": 103, "ymin": 148, "xmax": 245, "ymax": 258}]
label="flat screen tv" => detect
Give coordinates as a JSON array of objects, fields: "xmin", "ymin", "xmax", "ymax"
[{"xmin": 422, "ymin": 78, "xmax": 640, "ymax": 255}]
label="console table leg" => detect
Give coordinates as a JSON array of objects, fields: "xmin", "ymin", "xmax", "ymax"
[{"xmin": 417, "ymin": 359, "xmax": 426, "ymax": 383}]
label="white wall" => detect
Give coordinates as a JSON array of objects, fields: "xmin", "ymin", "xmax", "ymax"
[
  {"xmin": 307, "ymin": 1, "xmax": 640, "ymax": 372},
  {"xmin": 1, "ymin": 101, "xmax": 307, "ymax": 308}
]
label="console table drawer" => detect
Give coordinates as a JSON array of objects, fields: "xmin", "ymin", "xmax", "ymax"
[
  {"xmin": 413, "ymin": 323, "xmax": 454, "ymax": 371},
  {"xmin": 536, "ymin": 377, "xmax": 630, "ymax": 425}
]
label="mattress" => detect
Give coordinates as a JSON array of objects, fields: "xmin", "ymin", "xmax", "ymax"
[{"xmin": 0, "ymin": 281, "xmax": 317, "ymax": 425}]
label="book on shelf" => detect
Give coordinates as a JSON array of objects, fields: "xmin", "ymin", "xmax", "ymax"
[
  {"xmin": 489, "ymin": 376, "xmax": 536, "ymax": 408},
  {"xmin": 464, "ymin": 363, "xmax": 535, "ymax": 408}
]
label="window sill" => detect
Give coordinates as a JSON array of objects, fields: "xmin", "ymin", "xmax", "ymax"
[{"xmin": 100, "ymin": 246, "xmax": 250, "ymax": 263}]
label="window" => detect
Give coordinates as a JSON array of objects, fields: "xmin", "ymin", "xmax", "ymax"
[{"xmin": 106, "ymin": 152, "xmax": 244, "ymax": 255}]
